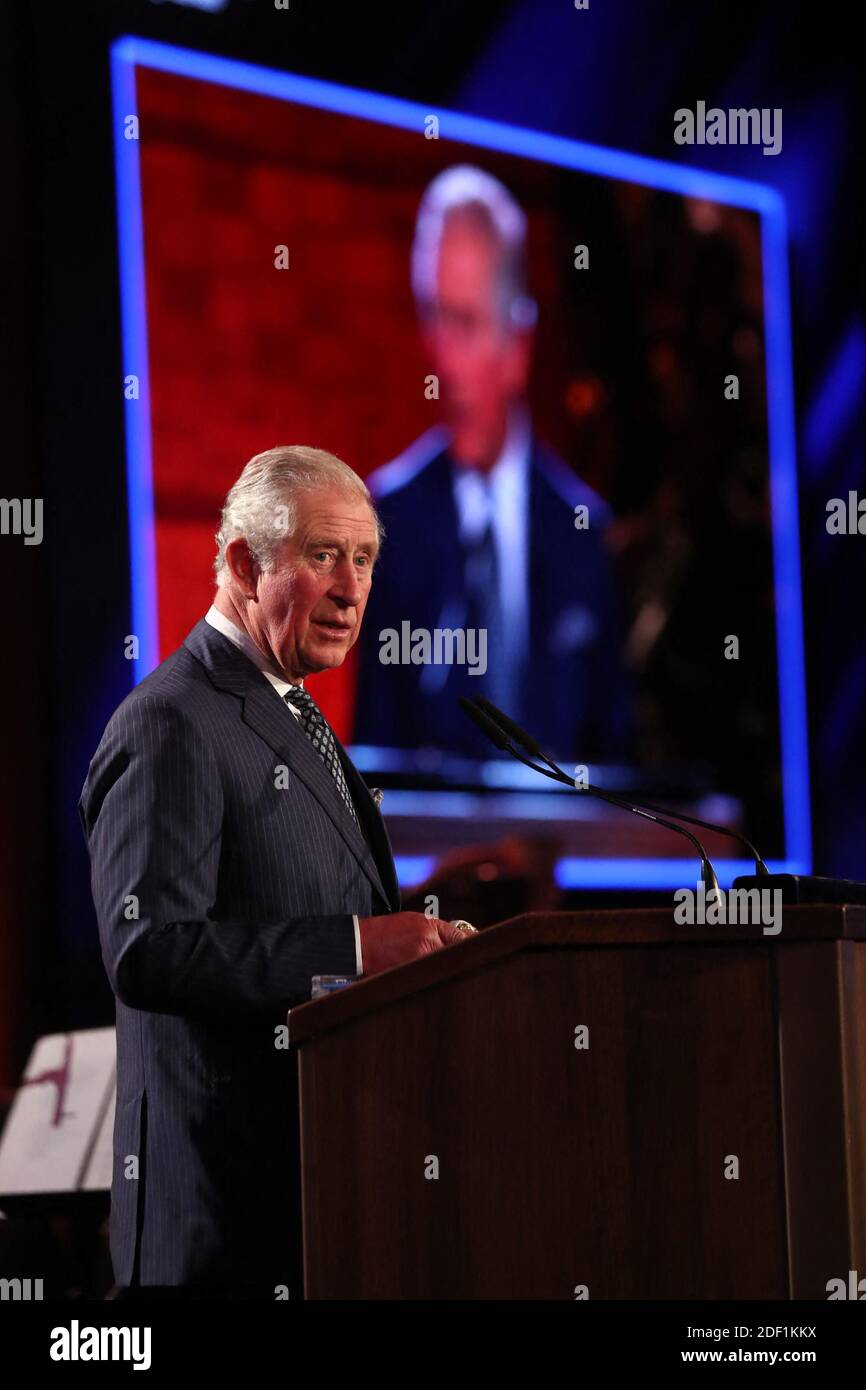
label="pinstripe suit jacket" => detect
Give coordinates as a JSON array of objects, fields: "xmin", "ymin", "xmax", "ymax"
[{"xmin": 79, "ymin": 618, "xmax": 400, "ymax": 1291}]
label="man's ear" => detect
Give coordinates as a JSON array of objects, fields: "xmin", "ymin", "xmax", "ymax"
[
  {"xmin": 224, "ymin": 538, "xmax": 259, "ymax": 597},
  {"xmin": 507, "ymin": 326, "xmax": 535, "ymax": 395}
]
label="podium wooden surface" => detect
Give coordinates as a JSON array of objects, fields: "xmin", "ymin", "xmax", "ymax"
[{"xmin": 288, "ymin": 906, "xmax": 866, "ymax": 1300}]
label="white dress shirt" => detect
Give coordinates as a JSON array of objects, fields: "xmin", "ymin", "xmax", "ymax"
[{"xmin": 204, "ymin": 604, "xmax": 364, "ymax": 975}]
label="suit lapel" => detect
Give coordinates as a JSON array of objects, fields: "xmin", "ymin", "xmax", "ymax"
[
  {"xmin": 526, "ymin": 449, "xmax": 558, "ymax": 719},
  {"xmin": 336, "ymin": 742, "xmax": 401, "ymax": 911},
  {"xmin": 184, "ymin": 620, "xmax": 394, "ymax": 908}
]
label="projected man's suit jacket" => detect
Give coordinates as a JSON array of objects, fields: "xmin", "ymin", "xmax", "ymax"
[{"xmin": 355, "ymin": 434, "xmax": 631, "ymax": 761}]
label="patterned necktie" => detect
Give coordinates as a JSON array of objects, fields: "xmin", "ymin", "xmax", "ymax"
[
  {"xmin": 464, "ymin": 512, "xmax": 514, "ymax": 715},
  {"xmin": 284, "ymin": 686, "xmax": 360, "ymax": 826}
]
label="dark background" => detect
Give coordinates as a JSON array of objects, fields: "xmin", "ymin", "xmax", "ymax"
[{"xmin": 1, "ymin": 0, "xmax": 863, "ymax": 1093}]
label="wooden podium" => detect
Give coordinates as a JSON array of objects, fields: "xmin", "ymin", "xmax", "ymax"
[{"xmin": 288, "ymin": 907, "xmax": 866, "ymax": 1300}]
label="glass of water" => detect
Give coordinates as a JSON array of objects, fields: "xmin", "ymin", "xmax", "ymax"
[{"xmin": 311, "ymin": 974, "xmax": 355, "ymax": 999}]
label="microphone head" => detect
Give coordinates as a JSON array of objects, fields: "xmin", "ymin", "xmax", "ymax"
[
  {"xmin": 472, "ymin": 695, "xmax": 543, "ymax": 757},
  {"xmin": 458, "ymin": 697, "xmax": 511, "ymax": 751}
]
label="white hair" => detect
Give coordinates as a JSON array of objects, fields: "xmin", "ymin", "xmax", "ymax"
[
  {"xmin": 213, "ymin": 445, "xmax": 381, "ymax": 585},
  {"xmin": 411, "ymin": 164, "xmax": 537, "ymax": 331}
]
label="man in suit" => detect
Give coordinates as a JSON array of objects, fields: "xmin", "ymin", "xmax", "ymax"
[
  {"xmin": 79, "ymin": 446, "xmax": 468, "ymax": 1296},
  {"xmin": 355, "ymin": 165, "xmax": 631, "ymax": 761}
]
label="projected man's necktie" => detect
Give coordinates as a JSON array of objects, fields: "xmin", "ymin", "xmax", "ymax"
[
  {"xmin": 464, "ymin": 509, "xmax": 513, "ymax": 714},
  {"xmin": 284, "ymin": 686, "xmax": 360, "ymax": 826}
]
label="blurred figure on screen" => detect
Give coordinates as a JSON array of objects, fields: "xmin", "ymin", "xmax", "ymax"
[{"xmin": 355, "ymin": 164, "xmax": 631, "ymax": 761}]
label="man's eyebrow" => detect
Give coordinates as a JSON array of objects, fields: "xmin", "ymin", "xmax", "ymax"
[{"xmin": 306, "ymin": 535, "xmax": 378, "ymax": 553}]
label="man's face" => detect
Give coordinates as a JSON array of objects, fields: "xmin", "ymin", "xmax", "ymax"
[
  {"xmin": 421, "ymin": 214, "xmax": 532, "ymax": 470},
  {"xmin": 252, "ymin": 486, "xmax": 379, "ymax": 682}
]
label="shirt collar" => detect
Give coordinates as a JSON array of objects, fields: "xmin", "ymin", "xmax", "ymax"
[
  {"xmin": 204, "ymin": 604, "xmax": 301, "ymax": 700},
  {"xmin": 451, "ymin": 403, "xmax": 531, "ymax": 540}
]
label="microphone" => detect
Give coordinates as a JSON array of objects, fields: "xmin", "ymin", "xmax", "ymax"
[
  {"xmin": 459, "ymin": 697, "xmax": 721, "ymax": 894},
  {"xmin": 472, "ymin": 695, "xmax": 769, "ymax": 878},
  {"xmin": 463, "ymin": 698, "xmax": 866, "ymax": 908}
]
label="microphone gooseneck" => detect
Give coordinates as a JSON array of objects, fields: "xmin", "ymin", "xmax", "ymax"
[
  {"xmin": 471, "ymin": 695, "xmax": 768, "ymax": 879},
  {"xmin": 459, "ymin": 696, "xmax": 721, "ymax": 894}
]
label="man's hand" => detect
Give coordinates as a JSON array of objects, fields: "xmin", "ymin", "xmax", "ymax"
[{"xmin": 357, "ymin": 912, "xmax": 468, "ymax": 976}]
